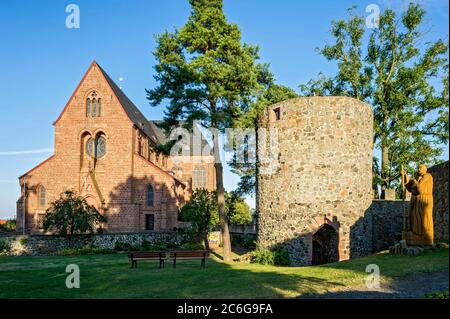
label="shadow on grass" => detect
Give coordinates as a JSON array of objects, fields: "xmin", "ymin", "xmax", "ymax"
[
  {"xmin": 296, "ymin": 249, "xmax": 449, "ymax": 299},
  {"xmin": 299, "ymin": 269, "xmax": 449, "ymax": 299}
]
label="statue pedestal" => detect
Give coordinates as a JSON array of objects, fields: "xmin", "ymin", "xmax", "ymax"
[{"xmin": 402, "ymin": 231, "xmax": 434, "ymax": 246}]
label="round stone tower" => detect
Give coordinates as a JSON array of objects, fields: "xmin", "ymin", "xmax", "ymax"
[{"xmin": 256, "ymin": 96, "xmax": 373, "ymax": 266}]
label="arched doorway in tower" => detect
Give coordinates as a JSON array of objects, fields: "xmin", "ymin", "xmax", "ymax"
[{"xmin": 312, "ymin": 224, "xmax": 339, "ymax": 265}]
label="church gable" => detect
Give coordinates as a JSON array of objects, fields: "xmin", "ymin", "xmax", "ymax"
[{"xmin": 53, "ymin": 61, "xmax": 132, "ymax": 127}]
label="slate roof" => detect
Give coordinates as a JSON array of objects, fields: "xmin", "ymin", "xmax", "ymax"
[
  {"xmin": 98, "ymin": 63, "xmax": 212, "ymax": 155},
  {"xmin": 98, "ymin": 64, "xmax": 160, "ymax": 143}
]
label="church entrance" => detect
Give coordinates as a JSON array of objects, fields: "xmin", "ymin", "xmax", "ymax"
[{"xmin": 312, "ymin": 224, "xmax": 339, "ymax": 265}]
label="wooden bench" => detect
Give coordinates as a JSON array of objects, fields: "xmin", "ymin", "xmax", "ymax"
[
  {"xmin": 128, "ymin": 251, "xmax": 167, "ymax": 269},
  {"xmin": 169, "ymin": 250, "xmax": 210, "ymax": 268}
]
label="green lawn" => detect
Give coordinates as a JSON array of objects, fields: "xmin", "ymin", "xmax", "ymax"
[{"xmin": 0, "ymin": 249, "xmax": 448, "ymax": 298}]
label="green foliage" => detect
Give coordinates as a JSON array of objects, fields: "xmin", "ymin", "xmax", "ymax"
[
  {"xmin": 424, "ymin": 291, "xmax": 449, "ymax": 299},
  {"xmin": 43, "ymin": 190, "xmax": 107, "ymax": 239},
  {"xmin": 180, "ymin": 189, "xmax": 219, "ymax": 246},
  {"xmin": 19, "ymin": 237, "xmax": 28, "ymax": 246},
  {"xmin": 180, "ymin": 242, "xmax": 205, "ymax": 250},
  {"xmin": 114, "ymin": 241, "xmax": 131, "ymax": 251},
  {"xmin": 142, "ymin": 242, "xmax": 169, "ymax": 251},
  {"xmin": 146, "ymin": 0, "xmax": 274, "ymax": 260},
  {"xmin": 229, "ymin": 84, "xmax": 298, "ymax": 196},
  {"xmin": 252, "ymin": 247, "xmax": 275, "ymax": 265},
  {"xmin": 59, "ymin": 247, "xmax": 114, "ymax": 256},
  {"xmin": 0, "ymin": 239, "xmax": 10, "ymax": 254},
  {"xmin": 300, "ymin": 4, "xmax": 449, "ymax": 193},
  {"xmin": 252, "ymin": 244, "xmax": 290, "ymax": 266},
  {"xmin": 225, "ymin": 191, "xmax": 252, "ymax": 225},
  {"xmin": 147, "ymin": 0, "xmax": 268, "ymax": 133},
  {"xmin": 0, "ymin": 219, "xmax": 16, "ymax": 232},
  {"xmin": 231, "ymin": 235, "xmax": 256, "ymax": 249},
  {"xmin": 114, "ymin": 241, "xmax": 172, "ymax": 252},
  {"xmin": 273, "ymin": 246, "xmax": 291, "ymax": 266}
]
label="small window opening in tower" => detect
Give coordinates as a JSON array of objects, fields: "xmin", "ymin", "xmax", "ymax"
[{"xmin": 273, "ymin": 107, "xmax": 281, "ymax": 121}]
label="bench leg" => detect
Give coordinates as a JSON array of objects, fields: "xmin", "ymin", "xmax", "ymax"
[
  {"xmin": 202, "ymin": 258, "xmax": 205, "ymax": 268},
  {"xmin": 173, "ymin": 258, "xmax": 176, "ymax": 268},
  {"xmin": 159, "ymin": 259, "xmax": 163, "ymax": 269},
  {"xmin": 134, "ymin": 260, "xmax": 138, "ymax": 269}
]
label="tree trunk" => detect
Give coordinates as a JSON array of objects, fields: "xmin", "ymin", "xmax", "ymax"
[
  {"xmin": 381, "ymin": 142, "xmax": 390, "ymax": 198},
  {"xmin": 212, "ymin": 136, "xmax": 232, "ymax": 262},
  {"xmin": 204, "ymin": 232, "xmax": 210, "ymax": 250}
]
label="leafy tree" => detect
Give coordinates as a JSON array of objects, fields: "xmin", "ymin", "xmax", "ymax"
[
  {"xmin": 229, "ymin": 83, "xmax": 298, "ymax": 196},
  {"xmin": 180, "ymin": 189, "xmax": 219, "ymax": 249},
  {"xmin": 43, "ymin": 190, "xmax": 106, "ymax": 240},
  {"xmin": 147, "ymin": 0, "xmax": 268, "ymax": 260},
  {"xmin": 225, "ymin": 191, "xmax": 253, "ymax": 225},
  {"xmin": 300, "ymin": 4, "xmax": 449, "ymax": 197}
]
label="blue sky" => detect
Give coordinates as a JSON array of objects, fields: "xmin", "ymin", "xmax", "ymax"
[{"xmin": 0, "ymin": 0, "xmax": 448, "ymax": 219}]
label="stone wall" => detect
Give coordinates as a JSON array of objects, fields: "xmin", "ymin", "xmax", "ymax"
[
  {"xmin": 0, "ymin": 231, "xmax": 190, "ymax": 256},
  {"xmin": 366, "ymin": 200, "xmax": 406, "ymax": 253},
  {"xmin": 257, "ymin": 96, "xmax": 373, "ymax": 266},
  {"xmin": 428, "ymin": 161, "xmax": 449, "ymax": 241}
]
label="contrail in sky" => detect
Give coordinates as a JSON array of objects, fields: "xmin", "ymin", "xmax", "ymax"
[{"xmin": 0, "ymin": 148, "xmax": 53, "ymax": 156}]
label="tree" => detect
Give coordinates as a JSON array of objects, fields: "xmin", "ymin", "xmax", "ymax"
[
  {"xmin": 228, "ymin": 83, "xmax": 298, "ymax": 196},
  {"xmin": 43, "ymin": 190, "xmax": 106, "ymax": 240},
  {"xmin": 146, "ymin": 0, "xmax": 268, "ymax": 261},
  {"xmin": 300, "ymin": 4, "xmax": 449, "ymax": 197},
  {"xmin": 180, "ymin": 189, "xmax": 219, "ymax": 249},
  {"xmin": 225, "ymin": 191, "xmax": 252, "ymax": 225}
]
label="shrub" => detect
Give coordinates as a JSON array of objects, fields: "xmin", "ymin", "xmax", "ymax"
[
  {"xmin": 59, "ymin": 247, "xmax": 114, "ymax": 256},
  {"xmin": 43, "ymin": 190, "xmax": 107, "ymax": 238},
  {"xmin": 180, "ymin": 242, "xmax": 205, "ymax": 250},
  {"xmin": 273, "ymin": 246, "xmax": 290, "ymax": 266},
  {"xmin": 0, "ymin": 239, "xmax": 10, "ymax": 254},
  {"xmin": 142, "ymin": 242, "xmax": 168, "ymax": 251},
  {"xmin": 114, "ymin": 242, "xmax": 131, "ymax": 251},
  {"xmin": 252, "ymin": 247, "xmax": 275, "ymax": 265},
  {"xmin": 424, "ymin": 291, "xmax": 449, "ymax": 299},
  {"xmin": 114, "ymin": 241, "xmax": 172, "ymax": 252},
  {"xmin": 19, "ymin": 237, "xmax": 28, "ymax": 246},
  {"xmin": 251, "ymin": 245, "xmax": 290, "ymax": 266},
  {"xmin": 231, "ymin": 235, "xmax": 256, "ymax": 250}
]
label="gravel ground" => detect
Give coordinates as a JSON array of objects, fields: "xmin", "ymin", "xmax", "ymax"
[{"xmin": 300, "ymin": 270, "xmax": 449, "ymax": 299}]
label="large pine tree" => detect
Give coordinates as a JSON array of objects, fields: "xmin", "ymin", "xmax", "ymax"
[{"xmin": 147, "ymin": 0, "xmax": 267, "ymax": 261}]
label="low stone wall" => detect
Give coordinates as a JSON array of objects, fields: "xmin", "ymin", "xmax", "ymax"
[
  {"xmin": 349, "ymin": 200, "xmax": 407, "ymax": 258},
  {"xmin": 0, "ymin": 231, "xmax": 191, "ymax": 256},
  {"xmin": 428, "ymin": 161, "xmax": 449, "ymax": 241},
  {"xmin": 229, "ymin": 224, "xmax": 257, "ymax": 234},
  {"xmin": 370, "ymin": 200, "xmax": 406, "ymax": 252}
]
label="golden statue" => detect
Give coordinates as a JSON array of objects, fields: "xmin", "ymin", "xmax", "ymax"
[{"xmin": 401, "ymin": 164, "xmax": 434, "ymax": 245}]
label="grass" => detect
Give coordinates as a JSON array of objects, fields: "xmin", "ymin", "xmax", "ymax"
[{"xmin": 0, "ymin": 249, "xmax": 447, "ymax": 299}]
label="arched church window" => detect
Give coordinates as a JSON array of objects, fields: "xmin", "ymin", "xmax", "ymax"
[
  {"xmin": 146, "ymin": 184, "xmax": 154, "ymax": 207},
  {"xmin": 193, "ymin": 166, "xmax": 206, "ymax": 189},
  {"xmin": 39, "ymin": 185, "xmax": 46, "ymax": 207},
  {"xmin": 86, "ymin": 91, "xmax": 101, "ymax": 117}
]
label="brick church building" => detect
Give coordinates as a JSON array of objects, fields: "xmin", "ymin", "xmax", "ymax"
[{"xmin": 16, "ymin": 61, "xmax": 215, "ymax": 234}]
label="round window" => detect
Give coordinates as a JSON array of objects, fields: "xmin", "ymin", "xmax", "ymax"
[{"xmin": 86, "ymin": 136, "xmax": 106, "ymax": 158}]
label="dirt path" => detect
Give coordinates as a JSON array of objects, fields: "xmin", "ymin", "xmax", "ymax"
[{"xmin": 300, "ymin": 270, "xmax": 449, "ymax": 299}]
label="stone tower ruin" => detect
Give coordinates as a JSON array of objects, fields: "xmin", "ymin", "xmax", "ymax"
[{"xmin": 256, "ymin": 96, "xmax": 373, "ymax": 266}]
